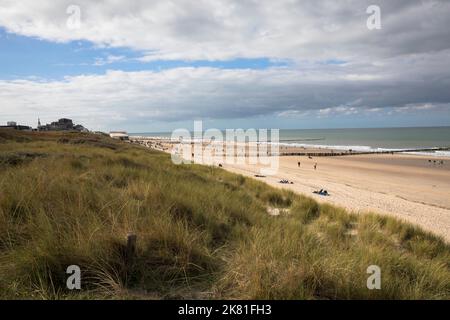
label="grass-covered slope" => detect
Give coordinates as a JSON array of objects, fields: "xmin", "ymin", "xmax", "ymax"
[{"xmin": 0, "ymin": 129, "xmax": 449, "ymax": 299}]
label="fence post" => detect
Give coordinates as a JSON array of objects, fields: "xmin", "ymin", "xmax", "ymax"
[{"xmin": 126, "ymin": 233, "xmax": 137, "ymax": 264}]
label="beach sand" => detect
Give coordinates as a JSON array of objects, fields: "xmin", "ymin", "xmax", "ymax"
[
  {"xmin": 135, "ymin": 138, "xmax": 450, "ymax": 242},
  {"xmin": 224, "ymin": 153, "xmax": 450, "ymax": 242}
]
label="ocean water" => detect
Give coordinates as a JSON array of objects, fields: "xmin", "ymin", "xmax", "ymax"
[{"xmin": 132, "ymin": 126, "xmax": 450, "ymax": 156}]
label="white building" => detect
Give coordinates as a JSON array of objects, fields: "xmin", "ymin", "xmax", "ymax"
[{"xmin": 109, "ymin": 131, "xmax": 129, "ymax": 141}]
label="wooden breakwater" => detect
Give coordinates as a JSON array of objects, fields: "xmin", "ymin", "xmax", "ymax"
[{"xmin": 280, "ymin": 147, "xmax": 450, "ymax": 157}]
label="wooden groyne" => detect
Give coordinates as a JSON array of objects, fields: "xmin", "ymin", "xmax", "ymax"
[{"xmin": 280, "ymin": 147, "xmax": 450, "ymax": 157}]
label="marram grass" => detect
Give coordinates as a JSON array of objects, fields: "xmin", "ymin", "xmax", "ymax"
[{"xmin": 0, "ymin": 129, "xmax": 449, "ymax": 299}]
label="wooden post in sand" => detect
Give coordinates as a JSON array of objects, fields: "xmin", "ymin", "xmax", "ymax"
[{"xmin": 126, "ymin": 233, "xmax": 137, "ymax": 264}]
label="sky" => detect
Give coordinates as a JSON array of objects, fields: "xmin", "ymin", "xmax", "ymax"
[{"xmin": 0, "ymin": 0, "xmax": 450, "ymax": 132}]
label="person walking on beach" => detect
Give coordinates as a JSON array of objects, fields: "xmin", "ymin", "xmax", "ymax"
[
  {"xmin": 298, "ymin": 161, "xmax": 301, "ymax": 168},
  {"xmin": 314, "ymin": 163, "xmax": 317, "ymax": 170}
]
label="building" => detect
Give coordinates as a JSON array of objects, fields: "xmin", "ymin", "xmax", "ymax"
[
  {"xmin": 109, "ymin": 131, "xmax": 129, "ymax": 141},
  {"xmin": 74, "ymin": 124, "xmax": 89, "ymax": 132},
  {"xmin": 38, "ymin": 118, "xmax": 74, "ymax": 131},
  {"xmin": 38, "ymin": 118, "xmax": 88, "ymax": 132},
  {"xmin": 0, "ymin": 121, "xmax": 32, "ymax": 131}
]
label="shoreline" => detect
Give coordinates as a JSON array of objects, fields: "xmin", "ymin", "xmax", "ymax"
[{"xmin": 129, "ymin": 135, "xmax": 450, "ymax": 158}]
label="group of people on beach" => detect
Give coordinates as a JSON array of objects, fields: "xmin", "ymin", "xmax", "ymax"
[
  {"xmin": 428, "ymin": 159, "xmax": 445, "ymax": 165},
  {"xmin": 297, "ymin": 161, "xmax": 317, "ymax": 170}
]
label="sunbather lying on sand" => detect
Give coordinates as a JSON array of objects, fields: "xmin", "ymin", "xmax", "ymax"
[
  {"xmin": 313, "ymin": 189, "xmax": 330, "ymax": 196},
  {"xmin": 279, "ymin": 179, "xmax": 294, "ymax": 184}
]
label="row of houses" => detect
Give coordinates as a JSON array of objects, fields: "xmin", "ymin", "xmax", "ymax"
[
  {"xmin": 2, "ymin": 118, "xmax": 130, "ymax": 142},
  {"xmin": 0, "ymin": 121, "xmax": 32, "ymax": 131},
  {"xmin": 0, "ymin": 118, "xmax": 88, "ymax": 132}
]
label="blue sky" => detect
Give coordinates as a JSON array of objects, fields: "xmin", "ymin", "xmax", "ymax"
[
  {"xmin": 0, "ymin": 1, "xmax": 449, "ymax": 132},
  {"xmin": 0, "ymin": 28, "xmax": 286, "ymax": 80}
]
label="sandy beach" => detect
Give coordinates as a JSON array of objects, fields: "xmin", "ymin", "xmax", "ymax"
[
  {"xmin": 132, "ymin": 137, "xmax": 450, "ymax": 242},
  {"xmin": 224, "ymin": 152, "xmax": 450, "ymax": 242}
]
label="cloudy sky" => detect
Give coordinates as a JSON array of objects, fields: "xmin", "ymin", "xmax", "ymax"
[{"xmin": 0, "ymin": 0, "xmax": 449, "ymax": 132}]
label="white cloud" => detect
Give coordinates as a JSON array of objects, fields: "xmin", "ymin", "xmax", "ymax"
[
  {"xmin": 394, "ymin": 103, "xmax": 439, "ymax": 113},
  {"xmin": 342, "ymin": 74, "xmax": 382, "ymax": 81},
  {"xmin": 317, "ymin": 105, "xmax": 360, "ymax": 118},
  {"xmin": 93, "ymin": 55, "xmax": 126, "ymax": 66},
  {"xmin": 1, "ymin": 0, "xmax": 450, "ymax": 62}
]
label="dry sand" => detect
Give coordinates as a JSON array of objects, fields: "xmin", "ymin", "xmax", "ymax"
[{"xmin": 224, "ymin": 153, "xmax": 450, "ymax": 242}]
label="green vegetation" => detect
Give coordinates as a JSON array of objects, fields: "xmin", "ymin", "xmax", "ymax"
[{"xmin": 0, "ymin": 129, "xmax": 449, "ymax": 299}]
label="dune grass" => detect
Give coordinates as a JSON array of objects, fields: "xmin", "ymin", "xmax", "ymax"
[{"xmin": 0, "ymin": 129, "xmax": 449, "ymax": 299}]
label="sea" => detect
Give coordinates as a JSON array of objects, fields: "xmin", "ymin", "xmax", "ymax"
[{"xmin": 131, "ymin": 126, "xmax": 450, "ymax": 157}]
